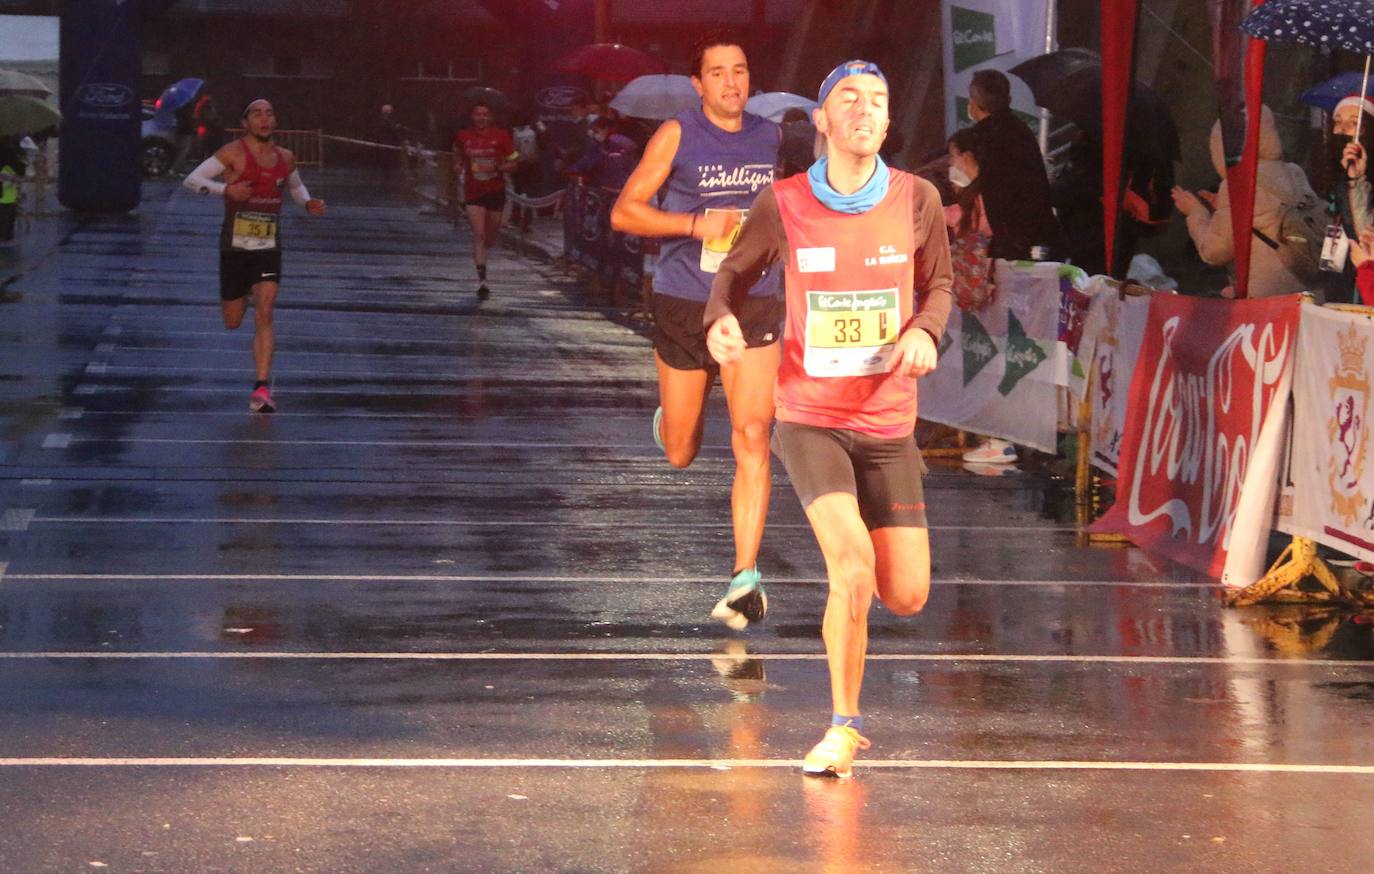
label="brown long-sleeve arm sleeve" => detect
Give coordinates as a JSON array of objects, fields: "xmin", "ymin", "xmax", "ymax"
[
  {"xmin": 703, "ymin": 186, "xmax": 785, "ymax": 329},
  {"xmin": 908, "ymin": 177, "xmax": 954, "ymax": 344}
]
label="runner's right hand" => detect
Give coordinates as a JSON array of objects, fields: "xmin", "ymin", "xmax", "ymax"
[
  {"xmin": 706, "ymin": 313, "xmax": 746, "ymax": 366},
  {"xmin": 225, "ymin": 179, "xmax": 253, "ymax": 203},
  {"xmin": 693, "ymin": 209, "xmax": 740, "ymax": 241}
]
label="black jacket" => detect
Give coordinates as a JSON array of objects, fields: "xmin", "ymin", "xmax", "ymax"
[{"xmin": 971, "ymin": 110, "xmax": 1059, "ymax": 260}]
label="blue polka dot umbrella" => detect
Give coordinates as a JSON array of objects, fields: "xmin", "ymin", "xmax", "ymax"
[{"xmin": 1242, "ymin": 0, "xmax": 1374, "ymax": 136}]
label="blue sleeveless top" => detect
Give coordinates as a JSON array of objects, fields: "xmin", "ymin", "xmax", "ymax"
[{"xmin": 655, "ymin": 107, "xmax": 781, "ymax": 302}]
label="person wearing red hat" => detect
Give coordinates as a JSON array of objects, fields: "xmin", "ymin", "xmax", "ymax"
[{"xmin": 1329, "ymin": 94, "xmax": 1374, "ymax": 301}]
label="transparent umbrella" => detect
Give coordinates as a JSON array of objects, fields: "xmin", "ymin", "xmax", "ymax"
[
  {"xmin": 608, "ymin": 75, "xmax": 698, "ymax": 121},
  {"xmin": 0, "ymin": 69, "xmax": 50, "ymax": 99},
  {"xmin": 0, "ymin": 94, "xmax": 61, "ymax": 137},
  {"xmin": 745, "ymin": 92, "xmax": 817, "ymax": 122}
]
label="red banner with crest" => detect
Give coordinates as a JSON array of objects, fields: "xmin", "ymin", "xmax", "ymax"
[{"xmin": 1091, "ymin": 294, "xmax": 1301, "ymax": 578}]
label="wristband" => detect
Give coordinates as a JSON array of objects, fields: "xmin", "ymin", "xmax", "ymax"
[{"xmin": 690, "ymin": 213, "xmax": 697, "ymax": 237}]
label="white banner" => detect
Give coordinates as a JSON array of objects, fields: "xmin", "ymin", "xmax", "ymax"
[
  {"xmin": 1071, "ymin": 279, "xmax": 1153, "ymax": 476},
  {"xmin": 919, "ymin": 260, "xmax": 1062, "ymax": 454},
  {"xmin": 1280, "ymin": 305, "xmax": 1374, "ymax": 562},
  {"xmin": 940, "ymin": 0, "xmax": 1053, "ymax": 137}
]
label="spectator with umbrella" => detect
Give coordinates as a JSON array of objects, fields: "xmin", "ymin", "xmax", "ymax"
[
  {"xmin": 1240, "ymin": 0, "xmax": 1374, "ymax": 301},
  {"xmin": 0, "ymin": 136, "xmax": 22, "ymax": 244},
  {"xmin": 568, "ymin": 116, "xmax": 639, "ymax": 190},
  {"xmin": 1329, "ymin": 95, "xmax": 1374, "ymax": 269},
  {"xmin": 1010, "ymin": 48, "xmax": 1179, "ymax": 275}
]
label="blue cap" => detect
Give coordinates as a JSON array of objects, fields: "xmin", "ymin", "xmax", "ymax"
[{"xmin": 817, "ymin": 60, "xmax": 887, "ymax": 106}]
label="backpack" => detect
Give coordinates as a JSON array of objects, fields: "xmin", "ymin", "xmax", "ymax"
[{"xmin": 1251, "ymin": 165, "xmax": 1326, "ymax": 284}]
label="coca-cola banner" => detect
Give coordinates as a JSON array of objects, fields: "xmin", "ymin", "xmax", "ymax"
[
  {"xmin": 1070, "ymin": 280, "xmax": 1155, "ymax": 476},
  {"xmin": 1091, "ymin": 293, "xmax": 1300, "ymax": 581},
  {"xmin": 1279, "ymin": 305, "xmax": 1374, "ymax": 562}
]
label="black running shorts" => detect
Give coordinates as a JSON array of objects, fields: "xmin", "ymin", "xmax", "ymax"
[
  {"xmin": 219, "ymin": 249, "xmax": 282, "ymax": 301},
  {"xmin": 771, "ymin": 420, "xmax": 929, "ymax": 530},
  {"xmin": 653, "ymin": 292, "xmax": 783, "ymax": 373},
  {"xmin": 465, "ymin": 189, "xmax": 507, "ymax": 211}
]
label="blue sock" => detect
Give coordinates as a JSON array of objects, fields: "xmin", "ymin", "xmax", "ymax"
[{"xmin": 831, "ymin": 713, "xmax": 863, "ymax": 733}]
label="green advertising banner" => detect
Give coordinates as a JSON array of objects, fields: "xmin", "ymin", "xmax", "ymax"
[{"xmin": 941, "ymin": 0, "xmax": 1053, "ymax": 137}]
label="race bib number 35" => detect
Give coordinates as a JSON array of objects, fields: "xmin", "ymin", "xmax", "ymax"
[
  {"xmin": 231, "ymin": 211, "xmax": 278, "ymax": 251},
  {"xmin": 803, "ymin": 288, "xmax": 901, "ymax": 377}
]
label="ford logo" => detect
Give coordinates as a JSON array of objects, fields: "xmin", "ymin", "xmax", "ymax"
[
  {"xmin": 76, "ymin": 83, "xmax": 134, "ymax": 109},
  {"xmin": 536, "ymin": 85, "xmax": 587, "ymax": 112}
]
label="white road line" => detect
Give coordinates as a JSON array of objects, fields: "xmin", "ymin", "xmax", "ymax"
[
  {"xmin": 58, "ymin": 408, "xmax": 84, "ymax": 420},
  {"xmin": 0, "ymin": 757, "xmax": 1369, "ymax": 774},
  {"xmin": 0, "ymin": 509, "xmax": 35, "ymax": 532},
  {"xmin": 66, "ymin": 385, "xmax": 655, "ymax": 398},
  {"xmin": 83, "ymin": 362, "xmax": 644, "ymax": 380},
  {"xmin": 24, "ymin": 516, "xmax": 1078, "ymax": 533},
  {"xmin": 0, "ymin": 651, "xmax": 1361, "ymax": 667},
  {"xmin": 41, "ymin": 434, "xmax": 71, "ymax": 449},
  {"xmin": 60, "ymin": 410, "xmax": 667, "ymax": 422},
  {"xmin": 0, "ymin": 573, "xmax": 1215, "ymax": 589},
  {"xmin": 19, "ymin": 479, "xmax": 51, "ymax": 487},
  {"xmin": 57, "ymin": 437, "xmax": 675, "ymax": 450},
  {"xmin": 105, "ymin": 338, "xmax": 641, "ymax": 356}
]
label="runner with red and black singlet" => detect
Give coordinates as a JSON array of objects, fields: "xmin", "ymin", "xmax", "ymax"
[
  {"xmin": 611, "ymin": 29, "xmax": 782, "ymax": 632},
  {"xmin": 705, "ymin": 61, "xmax": 953, "ymax": 778},
  {"xmin": 453, "ymin": 101, "xmax": 518, "ymax": 300},
  {"xmin": 184, "ymin": 98, "xmax": 326, "ymax": 413}
]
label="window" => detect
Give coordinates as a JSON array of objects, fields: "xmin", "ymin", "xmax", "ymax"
[
  {"xmin": 143, "ymin": 51, "xmax": 171, "ymax": 76},
  {"xmin": 241, "ymin": 55, "xmax": 333, "ymax": 80},
  {"xmin": 400, "ymin": 58, "xmax": 482, "ymax": 82}
]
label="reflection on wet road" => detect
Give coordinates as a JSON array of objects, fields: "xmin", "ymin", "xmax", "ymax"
[{"xmin": 1, "ymin": 174, "xmax": 1372, "ymax": 872}]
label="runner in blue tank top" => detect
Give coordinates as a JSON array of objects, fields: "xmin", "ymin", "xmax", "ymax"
[{"xmin": 612, "ymin": 30, "xmax": 783, "ymax": 631}]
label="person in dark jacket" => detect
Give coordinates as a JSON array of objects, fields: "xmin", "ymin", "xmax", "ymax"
[{"xmin": 967, "ymin": 69, "xmax": 1059, "ymax": 260}]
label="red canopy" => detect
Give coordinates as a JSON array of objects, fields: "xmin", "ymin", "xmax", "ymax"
[{"xmin": 553, "ymin": 43, "xmax": 667, "ymax": 83}]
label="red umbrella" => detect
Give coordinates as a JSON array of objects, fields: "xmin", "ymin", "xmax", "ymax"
[{"xmin": 553, "ymin": 43, "xmax": 667, "ymax": 82}]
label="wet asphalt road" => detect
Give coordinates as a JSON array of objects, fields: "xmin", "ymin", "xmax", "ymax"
[{"xmin": 1, "ymin": 172, "xmax": 1373, "ymax": 873}]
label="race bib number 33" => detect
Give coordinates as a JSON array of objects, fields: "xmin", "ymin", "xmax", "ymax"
[
  {"xmin": 231, "ymin": 211, "xmax": 278, "ymax": 251},
  {"xmin": 804, "ymin": 288, "xmax": 900, "ymax": 377}
]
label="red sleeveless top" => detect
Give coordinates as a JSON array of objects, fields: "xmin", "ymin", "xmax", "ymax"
[
  {"xmin": 221, "ymin": 140, "xmax": 291, "ymax": 251},
  {"xmin": 772, "ymin": 168, "xmax": 920, "ymax": 438}
]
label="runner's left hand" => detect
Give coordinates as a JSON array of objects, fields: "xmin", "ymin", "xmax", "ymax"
[
  {"xmin": 895, "ymin": 328, "xmax": 937, "ymax": 377},
  {"xmin": 706, "ymin": 313, "xmax": 746, "ymax": 366},
  {"xmin": 306, "ymin": 198, "xmax": 326, "ymax": 216}
]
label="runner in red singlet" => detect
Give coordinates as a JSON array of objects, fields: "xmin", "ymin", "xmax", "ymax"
[
  {"xmin": 184, "ymin": 99, "xmax": 326, "ymax": 413},
  {"xmin": 704, "ymin": 61, "xmax": 953, "ymax": 778},
  {"xmin": 453, "ymin": 101, "xmax": 518, "ymax": 300}
]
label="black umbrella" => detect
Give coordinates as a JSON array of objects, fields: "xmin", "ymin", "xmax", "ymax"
[
  {"xmin": 462, "ymin": 86, "xmax": 511, "ymax": 113},
  {"xmin": 1009, "ymin": 50, "xmax": 1180, "ymax": 166}
]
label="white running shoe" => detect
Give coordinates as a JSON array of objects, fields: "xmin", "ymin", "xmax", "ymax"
[
  {"xmin": 962, "ymin": 438, "xmax": 1017, "ymax": 464},
  {"xmin": 802, "ymin": 723, "xmax": 871, "ymax": 779}
]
